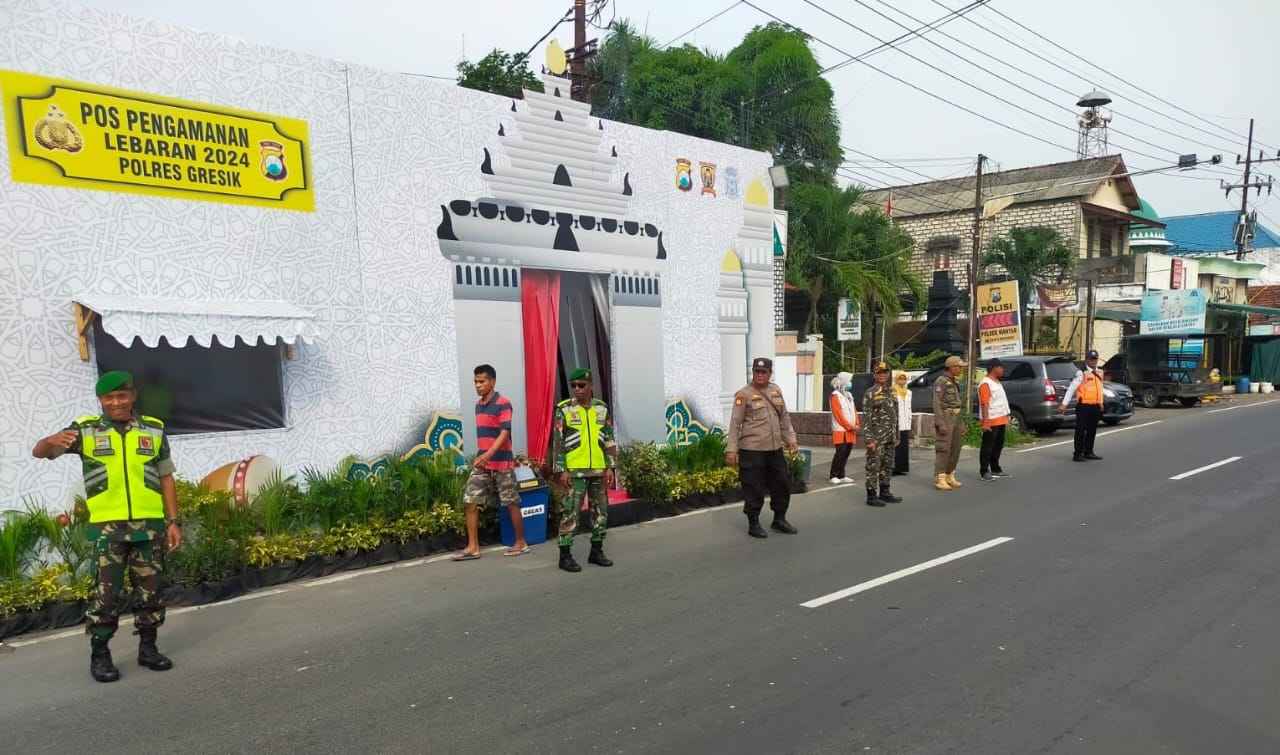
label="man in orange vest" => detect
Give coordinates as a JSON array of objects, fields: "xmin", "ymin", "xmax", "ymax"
[{"xmin": 1060, "ymin": 349, "xmax": 1105, "ymax": 462}]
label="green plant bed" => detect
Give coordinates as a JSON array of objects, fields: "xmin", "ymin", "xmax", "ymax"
[{"xmin": 960, "ymin": 416, "xmax": 1035, "ymax": 448}]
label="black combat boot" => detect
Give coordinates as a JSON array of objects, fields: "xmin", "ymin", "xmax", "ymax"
[
  {"xmin": 746, "ymin": 515, "xmax": 768, "ymax": 539},
  {"xmin": 137, "ymin": 627, "xmax": 173, "ymax": 671},
  {"xmin": 878, "ymin": 485, "xmax": 902, "ymax": 504},
  {"xmin": 866, "ymin": 489, "xmax": 885, "ymax": 507},
  {"xmin": 770, "ymin": 517, "xmax": 798, "ymax": 534},
  {"xmin": 90, "ymin": 636, "xmax": 121, "ymax": 683},
  {"xmin": 559, "ymin": 545, "xmax": 582, "ymax": 573},
  {"xmin": 588, "ymin": 542, "xmax": 613, "ymax": 567}
]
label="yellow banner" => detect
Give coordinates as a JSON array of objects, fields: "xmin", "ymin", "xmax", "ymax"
[
  {"xmin": 1, "ymin": 70, "xmax": 312, "ymax": 211},
  {"xmin": 976, "ymin": 280, "xmax": 1023, "ymax": 359}
]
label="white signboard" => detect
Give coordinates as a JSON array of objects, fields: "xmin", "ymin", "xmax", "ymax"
[{"xmin": 837, "ymin": 298, "xmax": 861, "ymax": 341}]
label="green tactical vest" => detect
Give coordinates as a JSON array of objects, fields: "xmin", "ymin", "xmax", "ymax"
[
  {"xmin": 558, "ymin": 399, "xmax": 608, "ymax": 471},
  {"xmin": 74, "ymin": 415, "xmax": 167, "ymax": 523}
]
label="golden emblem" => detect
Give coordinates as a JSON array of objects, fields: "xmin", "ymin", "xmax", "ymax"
[
  {"xmin": 33, "ymin": 105, "xmax": 83, "ymax": 153},
  {"xmin": 699, "ymin": 162, "xmax": 717, "ymax": 196}
]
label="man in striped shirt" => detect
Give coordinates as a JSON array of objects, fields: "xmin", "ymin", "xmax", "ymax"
[{"xmin": 453, "ymin": 364, "xmax": 528, "ymax": 560}]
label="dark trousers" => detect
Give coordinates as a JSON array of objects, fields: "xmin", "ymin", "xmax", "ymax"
[
  {"xmin": 893, "ymin": 430, "xmax": 910, "ymax": 474},
  {"xmin": 979, "ymin": 425, "xmax": 1006, "ymax": 474},
  {"xmin": 739, "ymin": 448, "xmax": 790, "ymax": 520},
  {"xmin": 1074, "ymin": 404, "xmax": 1102, "ymax": 457},
  {"xmin": 829, "ymin": 442, "xmax": 853, "ymax": 479}
]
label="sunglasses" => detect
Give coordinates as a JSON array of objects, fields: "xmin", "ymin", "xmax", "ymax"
[{"xmin": 571, "ymin": 381, "xmax": 590, "ymax": 388}]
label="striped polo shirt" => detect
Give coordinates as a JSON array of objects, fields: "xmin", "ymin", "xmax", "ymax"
[{"xmin": 475, "ymin": 391, "xmax": 514, "ymax": 470}]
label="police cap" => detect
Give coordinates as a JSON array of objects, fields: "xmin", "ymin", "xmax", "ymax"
[{"xmin": 752, "ymin": 358, "xmax": 772, "ymax": 372}]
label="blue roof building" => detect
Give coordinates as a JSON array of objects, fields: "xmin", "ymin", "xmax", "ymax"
[{"xmin": 1162, "ymin": 211, "xmax": 1280, "ymax": 255}]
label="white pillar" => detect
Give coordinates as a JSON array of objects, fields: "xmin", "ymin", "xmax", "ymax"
[
  {"xmin": 740, "ymin": 178, "xmax": 776, "ymax": 365},
  {"xmin": 718, "ymin": 251, "xmax": 749, "ymax": 422}
]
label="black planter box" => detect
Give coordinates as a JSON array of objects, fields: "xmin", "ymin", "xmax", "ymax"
[
  {"xmin": 161, "ymin": 575, "xmax": 246, "ymax": 607},
  {"xmin": 366, "ymin": 542, "xmax": 399, "ymax": 566}
]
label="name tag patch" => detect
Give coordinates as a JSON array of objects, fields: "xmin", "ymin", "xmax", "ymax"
[{"xmin": 92, "ymin": 433, "xmax": 114, "ymax": 456}]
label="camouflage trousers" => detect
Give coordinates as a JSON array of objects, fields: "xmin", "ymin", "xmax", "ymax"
[
  {"xmin": 865, "ymin": 438, "xmax": 895, "ymax": 492},
  {"xmin": 464, "ymin": 467, "xmax": 520, "ymax": 510},
  {"xmin": 558, "ymin": 475, "xmax": 608, "ymax": 547},
  {"xmin": 86, "ymin": 537, "xmax": 165, "ymax": 640}
]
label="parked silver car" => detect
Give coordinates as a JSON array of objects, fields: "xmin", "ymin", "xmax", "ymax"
[{"xmin": 908, "ymin": 355, "xmax": 1133, "ymax": 434}]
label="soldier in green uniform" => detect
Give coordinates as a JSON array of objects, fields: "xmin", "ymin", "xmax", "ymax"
[
  {"xmin": 932, "ymin": 355, "xmax": 967, "ymax": 491},
  {"xmin": 550, "ymin": 368, "xmax": 618, "ymax": 573},
  {"xmin": 31, "ymin": 370, "xmax": 182, "ymax": 683},
  {"xmin": 861, "ymin": 361, "xmax": 902, "ymax": 507}
]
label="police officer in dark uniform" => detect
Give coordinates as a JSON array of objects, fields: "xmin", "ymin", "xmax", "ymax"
[
  {"xmin": 32, "ymin": 371, "xmax": 182, "ymax": 683},
  {"xmin": 725, "ymin": 357, "xmax": 799, "ymax": 539}
]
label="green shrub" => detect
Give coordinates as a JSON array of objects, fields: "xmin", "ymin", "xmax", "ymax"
[
  {"xmin": 660, "ymin": 433, "xmax": 727, "ymax": 474},
  {"xmin": 0, "ymin": 505, "xmax": 46, "ymax": 582},
  {"xmin": 960, "ymin": 416, "xmax": 1033, "ymax": 448},
  {"xmin": 619, "ymin": 442, "xmax": 673, "ymax": 503},
  {"xmin": 250, "ymin": 471, "xmax": 305, "ymax": 537}
]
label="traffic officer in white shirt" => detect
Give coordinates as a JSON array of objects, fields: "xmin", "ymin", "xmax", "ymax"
[{"xmin": 1060, "ymin": 349, "xmax": 1105, "ymax": 462}]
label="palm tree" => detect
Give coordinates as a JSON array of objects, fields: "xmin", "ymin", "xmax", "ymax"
[
  {"xmin": 980, "ymin": 226, "xmax": 1075, "ymax": 348},
  {"xmin": 786, "ymin": 183, "xmax": 924, "ymax": 350}
]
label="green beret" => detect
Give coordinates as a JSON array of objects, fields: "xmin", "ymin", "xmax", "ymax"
[
  {"xmin": 569, "ymin": 368, "xmax": 592, "ymax": 382},
  {"xmin": 95, "ymin": 370, "xmax": 133, "ymax": 396}
]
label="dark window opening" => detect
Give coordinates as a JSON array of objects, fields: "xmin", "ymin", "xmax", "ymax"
[{"xmin": 92, "ymin": 320, "xmax": 286, "ymax": 435}]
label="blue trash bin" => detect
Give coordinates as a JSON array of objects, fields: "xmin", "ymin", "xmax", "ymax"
[
  {"xmin": 500, "ymin": 467, "xmax": 548, "ymax": 547},
  {"xmin": 1236, "ymin": 377, "xmax": 1251, "ymax": 395}
]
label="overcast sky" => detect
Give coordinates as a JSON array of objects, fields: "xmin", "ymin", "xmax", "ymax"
[{"xmin": 77, "ymin": 0, "xmax": 1280, "ymax": 223}]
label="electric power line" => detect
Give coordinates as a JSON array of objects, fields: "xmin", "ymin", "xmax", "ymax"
[
  {"xmin": 524, "ymin": 6, "xmax": 575, "ymax": 59},
  {"xmin": 796, "ymin": 0, "xmax": 1220, "ymax": 172},
  {"xmin": 864, "ymin": 0, "xmax": 1243, "ymax": 161},
  {"xmin": 951, "ymin": 0, "xmax": 1275, "ymax": 153},
  {"xmin": 660, "ymin": 1, "xmax": 743, "ymax": 49}
]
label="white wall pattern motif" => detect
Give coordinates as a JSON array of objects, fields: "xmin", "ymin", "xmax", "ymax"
[{"xmin": 0, "ymin": 0, "xmax": 771, "ymax": 510}]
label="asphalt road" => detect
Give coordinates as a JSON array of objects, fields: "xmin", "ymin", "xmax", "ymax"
[{"xmin": 3, "ymin": 397, "xmax": 1279, "ymax": 754}]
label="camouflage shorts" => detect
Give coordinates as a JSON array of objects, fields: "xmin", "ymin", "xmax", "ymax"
[{"xmin": 464, "ymin": 468, "xmax": 520, "ymax": 510}]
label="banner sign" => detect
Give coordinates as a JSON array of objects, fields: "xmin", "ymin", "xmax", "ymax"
[
  {"xmin": 1, "ymin": 70, "xmax": 312, "ymax": 211},
  {"xmin": 837, "ymin": 298, "xmax": 861, "ymax": 341},
  {"xmin": 977, "ymin": 280, "xmax": 1023, "ymax": 359},
  {"xmin": 1035, "ymin": 282, "xmax": 1077, "ymax": 310},
  {"xmin": 1170, "ymin": 258, "xmax": 1184, "ymax": 289},
  {"xmin": 1139, "ymin": 288, "xmax": 1206, "ymax": 335}
]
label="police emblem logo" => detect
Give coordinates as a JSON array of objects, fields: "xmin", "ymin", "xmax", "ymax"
[
  {"xmin": 990, "ymin": 289, "xmax": 1002, "ymax": 304},
  {"xmin": 137, "ymin": 435, "xmax": 155, "ymax": 455},
  {"xmin": 675, "ymin": 158, "xmax": 693, "ymax": 192},
  {"xmin": 33, "ymin": 105, "xmax": 83, "ymax": 153},
  {"xmin": 699, "ymin": 162, "xmax": 717, "ymax": 196},
  {"xmin": 259, "ymin": 140, "xmax": 287, "ymax": 182}
]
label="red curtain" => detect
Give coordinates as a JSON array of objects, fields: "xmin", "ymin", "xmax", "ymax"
[{"xmin": 522, "ymin": 269, "xmax": 561, "ymax": 465}]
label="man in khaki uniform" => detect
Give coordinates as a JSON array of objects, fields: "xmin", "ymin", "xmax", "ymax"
[
  {"xmin": 933, "ymin": 355, "xmax": 967, "ymax": 491},
  {"xmin": 726, "ymin": 357, "xmax": 799, "ymax": 539}
]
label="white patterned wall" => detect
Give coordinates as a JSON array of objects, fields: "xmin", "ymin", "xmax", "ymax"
[{"xmin": 0, "ymin": 0, "xmax": 771, "ymax": 511}]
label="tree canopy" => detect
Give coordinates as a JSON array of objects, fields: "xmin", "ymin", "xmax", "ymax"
[
  {"xmin": 589, "ymin": 21, "xmax": 842, "ymax": 178},
  {"xmin": 456, "ymin": 49, "xmax": 544, "ymax": 99},
  {"xmin": 981, "ymin": 226, "xmax": 1075, "ymax": 347}
]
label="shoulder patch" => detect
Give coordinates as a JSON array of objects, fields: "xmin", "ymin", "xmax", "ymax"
[
  {"xmin": 74, "ymin": 414, "xmax": 101, "ymax": 426},
  {"xmin": 735, "ymin": 397, "xmax": 744, "ymax": 406},
  {"xmin": 140, "ymin": 415, "xmax": 165, "ymax": 429},
  {"xmin": 556, "ymin": 399, "xmax": 573, "ymax": 408}
]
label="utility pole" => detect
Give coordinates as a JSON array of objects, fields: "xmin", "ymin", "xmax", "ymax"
[
  {"xmin": 1221, "ymin": 118, "xmax": 1279, "ymax": 260},
  {"xmin": 964, "ymin": 154, "xmax": 987, "ymax": 413},
  {"xmin": 567, "ymin": 0, "xmax": 599, "ymax": 103},
  {"xmin": 1084, "ymin": 279, "xmax": 1095, "ymax": 357}
]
